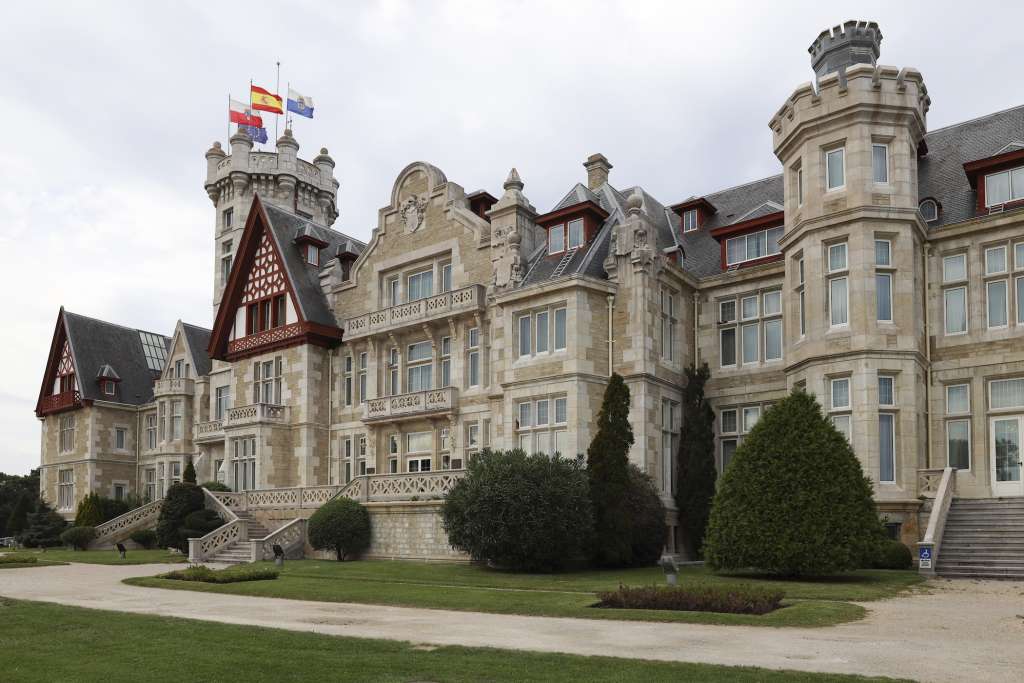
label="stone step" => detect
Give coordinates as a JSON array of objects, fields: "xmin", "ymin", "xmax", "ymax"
[
  {"xmin": 936, "ymin": 567, "xmax": 1024, "ymax": 579},
  {"xmin": 940, "ymin": 554, "xmax": 1024, "ymax": 564}
]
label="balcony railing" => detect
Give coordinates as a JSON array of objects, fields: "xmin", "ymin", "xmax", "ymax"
[
  {"xmin": 342, "ymin": 284, "xmax": 485, "ymax": 341},
  {"xmin": 224, "ymin": 403, "xmax": 289, "ymax": 428},
  {"xmin": 226, "ymin": 322, "xmax": 304, "ymax": 356},
  {"xmin": 37, "ymin": 390, "xmax": 81, "ymax": 416},
  {"xmin": 363, "ymin": 387, "xmax": 457, "ymax": 422},
  {"xmin": 153, "ymin": 378, "xmax": 195, "ymax": 396},
  {"xmin": 195, "ymin": 419, "xmax": 224, "ymax": 442}
]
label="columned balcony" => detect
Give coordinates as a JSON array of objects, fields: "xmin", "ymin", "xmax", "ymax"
[
  {"xmin": 363, "ymin": 387, "xmax": 458, "ymax": 423},
  {"xmin": 195, "ymin": 419, "xmax": 225, "ymax": 443},
  {"xmin": 224, "ymin": 403, "xmax": 289, "ymax": 429},
  {"xmin": 154, "ymin": 378, "xmax": 195, "ymax": 397},
  {"xmin": 342, "ymin": 284, "xmax": 485, "ymax": 341},
  {"xmin": 36, "ymin": 390, "xmax": 81, "ymax": 416}
]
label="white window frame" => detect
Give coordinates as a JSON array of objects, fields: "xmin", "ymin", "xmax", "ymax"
[
  {"xmin": 682, "ymin": 209, "xmax": 698, "ymax": 232},
  {"xmin": 830, "ymin": 377, "xmax": 851, "ymax": 410},
  {"xmin": 115, "ymin": 427, "xmax": 127, "ymax": 450},
  {"xmin": 945, "ymin": 418, "xmax": 972, "ymax": 471},
  {"xmin": 826, "ymin": 147, "xmax": 846, "ymax": 191},
  {"xmin": 919, "ymin": 199, "xmax": 938, "ymax": 223},
  {"xmin": 829, "ymin": 276, "xmax": 849, "ymax": 328},
  {"xmin": 406, "ymin": 268, "xmax": 433, "ymax": 302},
  {"xmin": 984, "ymin": 166, "xmax": 1024, "ymax": 207},
  {"xmin": 946, "ymin": 383, "xmax": 971, "ymax": 415},
  {"xmin": 871, "ymin": 142, "xmax": 889, "ymax": 184},
  {"xmin": 878, "ymin": 412, "xmax": 896, "ymax": 483},
  {"xmin": 467, "ymin": 327, "xmax": 481, "ymax": 388},
  {"xmin": 548, "ymin": 224, "xmax": 565, "ymax": 254},
  {"xmin": 944, "ymin": 286, "xmax": 969, "ymax": 335},
  {"xmin": 986, "ymin": 279, "xmax": 1009, "ymax": 329},
  {"xmin": 724, "ymin": 226, "xmax": 783, "ymax": 266},
  {"xmin": 878, "ymin": 375, "xmax": 896, "ymax": 407},
  {"xmin": 567, "ymin": 218, "xmax": 584, "ymax": 249},
  {"xmin": 943, "ymin": 253, "xmax": 967, "ymax": 283},
  {"xmin": 985, "ymin": 245, "xmax": 1008, "ymax": 276}
]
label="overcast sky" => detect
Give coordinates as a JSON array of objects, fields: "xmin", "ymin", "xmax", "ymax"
[{"xmin": 1, "ymin": 1, "xmax": 1021, "ymax": 475}]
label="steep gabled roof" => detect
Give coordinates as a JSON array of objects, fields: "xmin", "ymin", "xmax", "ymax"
[{"xmin": 182, "ymin": 323, "xmax": 213, "ymax": 377}]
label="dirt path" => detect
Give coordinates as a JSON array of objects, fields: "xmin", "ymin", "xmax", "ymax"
[{"xmin": 2, "ymin": 563, "xmax": 1022, "ymax": 682}]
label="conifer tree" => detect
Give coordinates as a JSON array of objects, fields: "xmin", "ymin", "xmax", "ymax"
[
  {"xmin": 675, "ymin": 363, "xmax": 717, "ymax": 558},
  {"xmin": 183, "ymin": 458, "xmax": 197, "ymax": 484},
  {"xmin": 587, "ymin": 373, "xmax": 634, "ymax": 567},
  {"xmin": 6, "ymin": 491, "xmax": 32, "ymax": 536}
]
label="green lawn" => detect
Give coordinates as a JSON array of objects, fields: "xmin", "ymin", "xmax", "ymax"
[
  {"xmin": 125, "ymin": 560, "xmax": 923, "ymax": 628},
  {"xmin": 3, "ymin": 548, "xmax": 186, "ymax": 565},
  {"xmin": 0, "ymin": 598, "xmax": 907, "ymax": 683}
]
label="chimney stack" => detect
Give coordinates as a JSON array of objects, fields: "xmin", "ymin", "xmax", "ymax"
[
  {"xmin": 808, "ymin": 20, "xmax": 882, "ymax": 80},
  {"xmin": 583, "ymin": 153, "xmax": 612, "ymax": 191}
]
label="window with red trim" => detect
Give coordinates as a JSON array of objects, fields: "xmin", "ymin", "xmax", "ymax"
[
  {"xmin": 245, "ymin": 294, "xmax": 287, "ymax": 336},
  {"xmin": 306, "ymin": 244, "xmax": 319, "ymax": 265}
]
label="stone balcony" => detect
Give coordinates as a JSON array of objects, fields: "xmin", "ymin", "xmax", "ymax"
[
  {"xmin": 195, "ymin": 419, "xmax": 225, "ymax": 443},
  {"xmin": 363, "ymin": 387, "xmax": 458, "ymax": 423},
  {"xmin": 224, "ymin": 403, "xmax": 289, "ymax": 429},
  {"xmin": 342, "ymin": 284, "xmax": 486, "ymax": 341},
  {"xmin": 153, "ymin": 378, "xmax": 195, "ymax": 397}
]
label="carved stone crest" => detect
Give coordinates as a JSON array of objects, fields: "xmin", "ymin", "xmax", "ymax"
[{"xmin": 400, "ymin": 194, "xmax": 428, "ymax": 232}]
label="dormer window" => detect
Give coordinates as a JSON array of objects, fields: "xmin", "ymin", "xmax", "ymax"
[
  {"xmin": 306, "ymin": 243, "xmax": 319, "ymax": 266},
  {"xmin": 548, "ymin": 224, "xmax": 565, "ymax": 255},
  {"xmin": 985, "ymin": 166, "xmax": 1024, "ymax": 207},
  {"xmin": 682, "ymin": 209, "xmax": 698, "ymax": 232},
  {"xmin": 103, "ymin": 380, "xmax": 116, "ymax": 396},
  {"xmin": 919, "ymin": 198, "xmax": 939, "ymax": 223},
  {"xmin": 567, "ymin": 218, "xmax": 584, "ymax": 249}
]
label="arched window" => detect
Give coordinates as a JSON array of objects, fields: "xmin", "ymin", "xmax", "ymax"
[{"xmin": 919, "ymin": 198, "xmax": 939, "ymax": 223}]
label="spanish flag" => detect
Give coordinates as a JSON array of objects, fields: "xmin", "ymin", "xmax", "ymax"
[{"xmin": 250, "ymin": 85, "xmax": 283, "ymax": 114}]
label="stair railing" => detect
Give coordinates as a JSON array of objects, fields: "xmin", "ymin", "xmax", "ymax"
[
  {"xmin": 917, "ymin": 466, "xmax": 957, "ymax": 577},
  {"xmin": 187, "ymin": 487, "xmax": 246, "ymax": 563},
  {"xmin": 90, "ymin": 497, "xmax": 164, "ymax": 549},
  {"xmin": 249, "ymin": 518, "xmax": 306, "ymax": 562}
]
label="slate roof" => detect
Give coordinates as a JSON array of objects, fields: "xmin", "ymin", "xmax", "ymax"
[
  {"xmin": 63, "ymin": 311, "xmax": 169, "ymax": 405},
  {"xmin": 261, "ymin": 203, "xmax": 366, "ymax": 328},
  {"xmin": 919, "ymin": 103, "xmax": 1024, "ymax": 228},
  {"xmin": 181, "ymin": 323, "xmax": 212, "ymax": 377}
]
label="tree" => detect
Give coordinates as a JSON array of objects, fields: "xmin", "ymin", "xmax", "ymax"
[
  {"xmin": 675, "ymin": 363, "xmax": 717, "ymax": 558},
  {"xmin": 155, "ymin": 483, "xmax": 206, "ymax": 553},
  {"xmin": 625, "ymin": 465, "xmax": 668, "ymax": 567},
  {"xmin": 183, "ymin": 458, "xmax": 197, "ymax": 484},
  {"xmin": 6, "ymin": 491, "xmax": 33, "ymax": 537},
  {"xmin": 704, "ymin": 390, "xmax": 885, "ymax": 576},
  {"xmin": 442, "ymin": 449, "xmax": 593, "ymax": 572},
  {"xmin": 18, "ymin": 502, "xmax": 67, "ymax": 548},
  {"xmin": 308, "ymin": 497, "xmax": 371, "ymax": 561},
  {"xmin": 0, "ymin": 470, "xmax": 40, "ymax": 537},
  {"xmin": 74, "ymin": 493, "xmax": 132, "ymax": 527},
  {"xmin": 587, "ymin": 373, "xmax": 634, "ymax": 567}
]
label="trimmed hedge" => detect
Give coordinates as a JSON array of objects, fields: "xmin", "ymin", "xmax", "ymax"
[
  {"xmin": 158, "ymin": 565, "xmax": 279, "ymax": 583},
  {"xmin": 181, "ymin": 509, "xmax": 223, "ymax": 542},
  {"xmin": 129, "ymin": 529, "xmax": 158, "ymax": 549},
  {"xmin": 59, "ymin": 526, "xmax": 96, "ymax": 550},
  {"xmin": 0, "ymin": 553, "xmax": 38, "ymax": 565},
  {"xmin": 597, "ymin": 584, "xmax": 784, "ymax": 615},
  {"xmin": 308, "ymin": 497, "xmax": 371, "ymax": 561},
  {"xmin": 443, "ymin": 449, "xmax": 593, "ymax": 572},
  {"xmin": 873, "ymin": 540, "xmax": 913, "ymax": 570},
  {"xmin": 200, "ymin": 481, "xmax": 232, "ymax": 492}
]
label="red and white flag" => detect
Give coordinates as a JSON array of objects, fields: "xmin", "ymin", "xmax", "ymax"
[{"xmin": 229, "ymin": 99, "xmax": 263, "ymax": 128}]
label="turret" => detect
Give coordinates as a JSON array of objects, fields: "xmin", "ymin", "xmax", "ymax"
[
  {"xmin": 487, "ymin": 168, "xmax": 538, "ymax": 290},
  {"xmin": 809, "ymin": 21, "xmax": 882, "ymax": 80}
]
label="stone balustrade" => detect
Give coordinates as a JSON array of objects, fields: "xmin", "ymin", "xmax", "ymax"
[
  {"xmin": 363, "ymin": 387, "xmax": 457, "ymax": 423},
  {"xmin": 362, "ymin": 471, "xmax": 464, "ymax": 502},
  {"xmin": 153, "ymin": 378, "xmax": 195, "ymax": 396},
  {"xmin": 188, "ymin": 488, "xmax": 244, "ymax": 563},
  {"xmin": 195, "ymin": 419, "xmax": 224, "ymax": 442},
  {"xmin": 917, "ymin": 468, "xmax": 946, "ymax": 498},
  {"xmin": 342, "ymin": 284, "xmax": 485, "ymax": 341},
  {"xmin": 918, "ymin": 467, "xmax": 957, "ymax": 576},
  {"xmin": 224, "ymin": 403, "xmax": 289, "ymax": 428},
  {"xmin": 90, "ymin": 498, "xmax": 164, "ymax": 548},
  {"xmin": 250, "ymin": 518, "xmax": 306, "ymax": 562}
]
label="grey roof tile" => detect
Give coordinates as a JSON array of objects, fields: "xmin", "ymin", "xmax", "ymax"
[{"xmin": 181, "ymin": 323, "xmax": 212, "ymax": 377}]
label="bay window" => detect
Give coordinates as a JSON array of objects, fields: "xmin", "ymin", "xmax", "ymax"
[
  {"xmin": 516, "ymin": 396, "xmax": 568, "ymax": 456},
  {"xmin": 253, "ymin": 357, "xmax": 282, "ymax": 404},
  {"xmin": 58, "ymin": 469, "xmax": 74, "ymax": 510},
  {"xmin": 828, "ymin": 242, "xmax": 849, "ymax": 327},
  {"xmin": 875, "ymin": 239, "xmax": 893, "ymax": 323},
  {"xmin": 986, "ymin": 246, "xmax": 1009, "ymax": 328},
  {"xmin": 879, "ymin": 412, "xmax": 896, "ymax": 482}
]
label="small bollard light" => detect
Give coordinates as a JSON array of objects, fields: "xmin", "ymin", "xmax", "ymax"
[
  {"xmin": 660, "ymin": 556, "xmax": 679, "ymax": 586},
  {"xmin": 273, "ymin": 543, "xmax": 285, "ymax": 567}
]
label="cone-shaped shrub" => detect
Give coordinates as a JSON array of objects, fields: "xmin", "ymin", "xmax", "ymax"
[
  {"xmin": 704, "ymin": 390, "xmax": 884, "ymax": 576},
  {"xmin": 183, "ymin": 459, "xmax": 197, "ymax": 484},
  {"xmin": 587, "ymin": 373, "xmax": 634, "ymax": 567},
  {"xmin": 675, "ymin": 363, "xmax": 717, "ymax": 558}
]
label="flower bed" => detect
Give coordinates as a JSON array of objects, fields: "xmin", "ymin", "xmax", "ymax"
[
  {"xmin": 596, "ymin": 584, "xmax": 784, "ymax": 615},
  {"xmin": 158, "ymin": 565, "xmax": 278, "ymax": 584}
]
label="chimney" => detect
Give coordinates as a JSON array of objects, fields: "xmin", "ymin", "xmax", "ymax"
[
  {"xmin": 583, "ymin": 153, "xmax": 612, "ymax": 191},
  {"xmin": 808, "ymin": 20, "xmax": 882, "ymax": 80}
]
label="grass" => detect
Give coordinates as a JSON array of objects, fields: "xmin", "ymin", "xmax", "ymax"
[
  {"xmin": 125, "ymin": 560, "xmax": 923, "ymax": 628},
  {"xmin": 0, "ymin": 598, "xmax": 908, "ymax": 682},
  {"xmin": 2, "ymin": 548, "xmax": 186, "ymax": 565}
]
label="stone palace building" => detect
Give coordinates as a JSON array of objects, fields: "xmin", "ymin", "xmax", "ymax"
[{"xmin": 34, "ymin": 21, "xmax": 1024, "ymax": 570}]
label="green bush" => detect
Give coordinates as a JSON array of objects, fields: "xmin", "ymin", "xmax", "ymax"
[
  {"xmin": 200, "ymin": 481, "xmax": 231, "ymax": 492},
  {"xmin": 308, "ymin": 497, "xmax": 370, "ymax": 561},
  {"xmin": 129, "ymin": 529, "xmax": 158, "ymax": 549},
  {"xmin": 625, "ymin": 466, "xmax": 668, "ymax": 567},
  {"xmin": 155, "ymin": 483, "xmax": 205, "ymax": 553},
  {"xmin": 183, "ymin": 459, "xmax": 197, "ymax": 484},
  {"xmin": 74, "ymin": 493, "xmax": 132, "ymax": 527},
  {"xmin": 705, "ymin": 391, "xmax": 886, "ymax": 576},
  {"xmin": 59, "ymin": 526, "xmax": 96, "ymax": 550},
  {"xmin": 18, "ymin": 503, "xmax": 67, "ymax": 548},
  {"xmin": 181, "ymin": 509, "xmax": 223, "ymax": 541},
  {"xmin": 597, "ymin": 584, "xmax": 784, "ymax": 615},
  {"xmin": 873, "ymin": 540, "xmax": 913, "ymax": 570},
  {"xmin": 443, "ymin": 449, "xmax": 593, "ymax": 572},
  {"xmin": 676, "ymin": 363, "xmax": 718, "ymax": 558},
  {"xmin": 158, "ymin": 565, "xmax": 278, "ymax": 583},
  {"xmin": 0, "ymin": 553, "xmax": 38, "ymax": 565},
  {"xmin": 5, "ymin": 491, "xmax": 34, "ymax": 537},
  {"xmin": 587, "ymin": 373, "xmax": 635, "ymax": 567}
]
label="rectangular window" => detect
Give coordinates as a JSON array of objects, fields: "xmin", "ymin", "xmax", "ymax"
[
  {"xmin": 826, "ymin": 147, "xmax": 845, "ymax": 190},
  {"xmin": 536, "ymin": 399, "xmax": 549, "ymax": 426},
  {"xmin": 518, "ymin": 315, "xmax": 531, "ymax": 357},
  {"xmin": 946, "ymin": 384, "xmax": 970, "ymax": 414},
  {"xmin": 387, "ymin": 276, "xmax": 399, "ymax": 306},
  {"xmin": 742, "ymin": 406, "xmax": 761, "ymax": 432},
  {"xmin": 536, "ymin": 310, "xmax": 549, "ymax": 354},
  {"xmin": 661, "ymin": 400, "xmax": 679, "ymax": 493},
  {"xmin": 567, "ymin": 218, "xmax": 584, "ymax": 248},
  {"xmin": 797, "ymin": 167, "xmax": 804, "ymax": 207},
  {"xmin": 943, "ymin": 254, "xmax": 967, "ymax": 282},
  {"xmin": 799, "ymin": 289, "xmax": 806, "ymax": 337},
  {"xmin": 987, "ymin": 280, "xmax": 1008, "ymax": 328},
  {"xmin": 223, "ymin": 207, "xmax": 233, "ymax": 229},
  {"xmin": 305, "ymin": 244, "xmax": 319, "ymax": 266},
  {"xmin": 58, "ymin": 469, "xmax": 74, "ymax": 510},
  {"xmin": 878, "ymin": 376, "xmax": 895, "ymax": 406},
  {"xmin": 171, "ymin": 400, "xmax": 183, "ymax": 440},
  {"xmin": 174, "ymin": 359, "xmax": 184, "ymax": 379},
  {"xmin": 724, "ymin": 226, "xmax": 783, "ymax": 266},
  {"xmin": 876, "ymin": 273, "xmax": 893, "ymax": 322},
  {"xmin": 879, "ymin": 413, "xmax": 896, "ymax": 482},
  {"xmin": 829, "ymin": 277, "xmax": 849, "ymax": 326},
  {"xmin": 719, "ymin": 300, "xmax": 736, "ymax": 323},
  {"xmin": 872, "ymin": 143, "xmax": 888, "ymax": 183},
  {"xmin": 832, "ymin": 414, "xmax": 851, "ymax": 441},
  {"xmin": 254, "ymin": 357, "xmax": 283, "ymax": 404},
  {"xmin": 441, "ymin": 262, "xmax": 452, "ymax": 293},
  {"xmin": 984, "ymin": 167, "xmax": 1024, "ymax": 206},
  {"xmin": 548, "ymin": 224, "xmax": 565, "ymax": 254},
  {"xmin": 358, "ymin": 352, "xmax": 368, "ymax": 402},
  {"xmin": 406, "ymin": 431, "xmax": 432, "ymax": 454},
  {"xmin": 518, "ymin": 402, "xmax": 532, "ymax": 429},
  {"xmin": 682, "ymin": 209, "xmax": 698, "ymax": 232},
  {"xmin": 828, "ymin": 243, "xmax": 848, "ymax": 272},
  {"xmin": 115, "ymin": 427, "xmax": 126, "ymax": 450},
  {"xmin": 741, "ymin": 323, "xmax": 758, "ymax": 365},
  {"xmin": 740, "ymin": 295, "xmax": 758, "ymax": 320},
  {"xmin": 114, "ymin": 484, "xmax": 125, "ymax": 501},
  {"xmin": 59, "ymin": 415, "xmax": 75, "ymax": 453},
  {"xmin": 944, "ymin": 286, "xmax": 968, "ymax": 334},
  {"xmin": 875, "ymin": 239, "xmax": 891, "ymax": 267},
  {"xmin": 661, "ymin": 290, "xmax": 677, "ymax": 361},
  {"xmin": 1017, "ymin": 277, "xmax": 1024, "ymax": 325},
  {"xmin": 440, "ymin": 338, "xmax": 451, "ymax": 388},
  {"xmin": 990, "ymin": 378, "xmax": 1024, "ymax": 410},
  {"xmin": 831, "ymin": 378, "xmax": 851, "ymax": 410},
  {"xmin": 762, "ymin": 290, "xmax": 781, "ymax": 316},
  {"xmin": 1016, "ymin": 243, "xmax": 1024, "ymax": 270},
  {"xmin": 215, "ymin": 386, "xmax": 230, "ymax": 420},
  {"xmin": 407, "ymin": 456, "xmax": 432, "ymax": 473},
  {"xmin": 986, "ymin": 246, "xmax": 1008, "ymax": 275},
  {"xmin": 344, "ymin": 355, "xmax": 353, "ymax": 405},
  {"xmin": 721, "ymin": 438, "xmax": 738, "ymax": 471},
  {"xmin": 145, "ymin": 414, "xmax": 157, "ymax": 450},
  {"xmin": 388, "ymin": 347, "xmax": 399, "ymax": 395},
  {"xmin": 171, "ymin": 462, "xmax": 182, "ymax": 484},
  {"xmin": 407, "ymin": 269, "xmax": 433, "ymax": 301},
  {"xmin": 720, "ymin": 328, "xmax": 736, "ymax": 367},
  {"xmin": 764, "ymin": 319, "xmax": 782, "ymax": 361},
  {"xmin": 554, "ymin": 308, "xmax": 567, "ymax": 350},
  {"xmin": 946, "ymin": 419, "xmax": 971, "ymax": 470},
  {"xmin": 554, "ymin": 397, "xmax": 567, "ymax": 424},
  {"xmin": 720, "ymin": 409, "xmax": 737, "ymax": 434},
  {"xmin": 467, "ymin": 328, "xmax": 480, "ymax": 387}
]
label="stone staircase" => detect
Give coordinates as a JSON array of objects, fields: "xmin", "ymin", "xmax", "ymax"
[
  {"xmin": 207, "ymin": 510, "xmax": 270, "ymax": 565},
  {"xmin": 937, "ymin": 498, "xmax": 1024, "ymax": 580}
]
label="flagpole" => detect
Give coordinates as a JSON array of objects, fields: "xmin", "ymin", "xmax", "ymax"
[
  {"xmin": 227, "ymin": 93, "xmax": 231, "ymax": 142},
  {"xmin": 286, "ymin": 81, "xmax": 292, "ymax": 130},
  {"xmin": 275, "ymin": 61, "xmax": 281, "ymax": 142}
]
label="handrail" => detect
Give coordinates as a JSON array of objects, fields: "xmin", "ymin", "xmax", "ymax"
[
  {"xmin": 918, "ymin": 467, "xmax": 956, "ymax": 576},
  {"xmin": 187, "ymin": 487, "xmax": 244, "ymax": 563},
  {"xmin": 249, "ymin": 518, "xmax": 306, "ymax": 562},
  {"xmin": 90, "ymin": 498, "xmax": 164, "ymax": 548}
]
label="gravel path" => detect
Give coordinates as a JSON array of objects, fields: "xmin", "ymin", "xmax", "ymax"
[{"xmin": 2, "ymin": 563, "xmax": 1022, "ymax": 682}]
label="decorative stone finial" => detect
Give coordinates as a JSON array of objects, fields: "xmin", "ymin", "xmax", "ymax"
[
  {"xmin": 626, "ymin": 189, "xmax": 643, "ymax": 215},
  {"xmin": 508, "ymin": 229, "xmax": 521, "ymax": 246},
  {"xmin": 231, "ymin": 128, "xmax": 252, "ymax": 144},
  {"xmin": 504, "ymin": 167, "xmax": 524, "ymax": 192},
  {"xmin": 320, "ymin": 147, "xmax": 328, "ymax": 155}
]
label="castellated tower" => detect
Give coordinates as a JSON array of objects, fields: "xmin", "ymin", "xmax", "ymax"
[
  {"xmin": 203, "ymin": 129, "xmax": 339, "ymax": 316},
  {"xmin": 770, "ymin": 21, "xmax": 931, "ymax": 517}
]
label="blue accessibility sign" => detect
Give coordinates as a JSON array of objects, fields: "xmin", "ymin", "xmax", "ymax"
[{"xmin": 919, "ymin": 546, "xmax": 932, "ymax": 569}]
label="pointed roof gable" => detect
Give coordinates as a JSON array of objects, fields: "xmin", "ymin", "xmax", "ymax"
[
  {"xmin": 163, "ymin": 321, "xmax": 214, "ymax": 378},
  {"xmin": 208, "ymin": 195, "xmax": 346, "ymax": 361}
]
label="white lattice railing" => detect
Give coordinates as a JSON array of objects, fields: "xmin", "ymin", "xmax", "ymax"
[
  {"xmin": 188, "ymin": 488, "xmax": 244, "ymax": 562},
  {"xmin": 918, "ymin": 468, "xmax": 945, "ymax": 498},
  {"xmin": 90, "ymin": 498, "xmax": 164, "ymax": 548},
  {"xmin": 363, "ymin": 471, "xmax": 464, "ymax": 502},
  {"xmin": 363, "ymin": 387, "xmax": 458, "ymax": 421},
  {"xmin": 250, "ymin": 518, "xmax": 306, "ymax": 562},
  {"xmin": 342, "ymin": 284, "xmax": 485, "ymax": 340}
]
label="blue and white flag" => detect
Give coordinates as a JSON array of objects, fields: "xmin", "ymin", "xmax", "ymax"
[
  {"xmin": 287, "ymin": 87, "xmax": 314, "ymax": 118},
  {"xmin": 240, "ymin": 124, "xmax": 268, "ymax": 144}
]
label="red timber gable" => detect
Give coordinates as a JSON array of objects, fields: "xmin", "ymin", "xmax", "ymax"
[
  {"xmin": 36, "ymin": 308, "xmax": 83, "ymax": 417},
  {"xmin": 209, "ymin": 195, "xmax": 342, "ymax": 362},
  {"xmin": 710, "ymin": 210, "xmax": 785, "ymax": 271}
]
